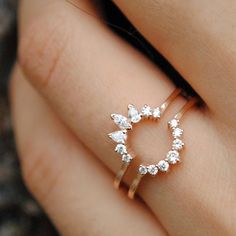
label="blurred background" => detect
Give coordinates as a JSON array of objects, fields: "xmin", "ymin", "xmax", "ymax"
[{"xmin": 0, "ymin": 0, "xmax": 58, "ymax": 235}]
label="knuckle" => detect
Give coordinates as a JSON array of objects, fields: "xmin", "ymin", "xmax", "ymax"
[{"xmin": 18, "ymin": 13, "xmax": 70, "ymax": 90}]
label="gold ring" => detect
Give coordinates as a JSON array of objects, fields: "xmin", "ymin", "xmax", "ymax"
[
  {"xmin": 128, "ymin": 97, "xmax": 198, "ymax": 199},
  {"xmin": 108, "ymin": 88, "xmax": 181, "ymax": 189}
]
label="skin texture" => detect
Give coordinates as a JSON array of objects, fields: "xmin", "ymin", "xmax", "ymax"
[{"xmin": 11, "ymin": 0, "xmax": 236, "ymax": 235}]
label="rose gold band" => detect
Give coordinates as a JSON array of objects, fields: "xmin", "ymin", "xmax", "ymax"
[
  {"xmin": 114, "ymin": 88, "xmax": 181, "ymax": 189},
  {"xmin": 128, "ymin": 97, "xmax": 198, "ymax": 199}
]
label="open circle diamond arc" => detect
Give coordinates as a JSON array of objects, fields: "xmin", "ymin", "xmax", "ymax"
[
  {"xmin": 108, "ymin": 89, "xmax": 181, "ymax": 189},
  {"xmin": 127, "ymin": 98, "xmax": 198, "ymax": 199}
]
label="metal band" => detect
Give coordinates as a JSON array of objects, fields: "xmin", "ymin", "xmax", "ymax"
[
  {"xmin": 109, "ymin": 88, "xmax": 181, "ymax": 190},
  {"xmin": 128, "ymin": 97, "xmax": 198, "ymax": 199}
]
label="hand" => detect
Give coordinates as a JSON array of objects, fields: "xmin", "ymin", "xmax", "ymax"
[{"xmin": 11, "ymin": 0, "xmax": 236, "ymax": 235}]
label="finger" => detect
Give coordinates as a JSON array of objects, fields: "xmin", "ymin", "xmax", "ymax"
[
  {"xmin": 10, "ymin": 65, "xmax": 166, "ymax": 236},
  {"xmin": 112, "ymin": 0, "xmax": 236, "ymax": 125},
  {"xmin": 17, "ymin": 1, "xmax": 234, "ymax": 235}
]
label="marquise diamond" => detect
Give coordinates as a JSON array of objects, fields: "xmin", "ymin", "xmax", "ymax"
[
  {"xmin": 108, "ymin": 130, "xmax": 127, "ymax": 144},
  {"xmin": 111, "ymin": 114, "xmax": 132, "ymax": 129}
]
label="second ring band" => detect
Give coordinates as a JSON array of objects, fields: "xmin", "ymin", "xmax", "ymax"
[{"xmin": 128, "ymin": 97, "xmax": 198, "ymax": 199}]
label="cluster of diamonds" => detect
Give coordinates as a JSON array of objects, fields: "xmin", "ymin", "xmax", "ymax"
[
  {"xmin": 108, "ymin": 104, "xmax": 162, "ymax": 163},
  {"xmin": 138, "ymin": 118, "xmax": 184, "ymax": 176}
]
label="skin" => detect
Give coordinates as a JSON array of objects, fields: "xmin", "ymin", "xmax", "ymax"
[{"xmin": 11, "ymin": 0, "xmax": 236, "ymax": 235}]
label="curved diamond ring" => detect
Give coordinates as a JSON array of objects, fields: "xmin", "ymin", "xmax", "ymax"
[
  {"xmin": 128, "ymin": 97, "xmax": 198, "ymax": 199},
  {"xmin": 108, "ymin": 88, "xmax": 181, "ymax": 189}
]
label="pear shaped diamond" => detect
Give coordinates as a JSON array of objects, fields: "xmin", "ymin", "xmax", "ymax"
[
  {"xmin": 111, "ymin": 114, "xmax": 132, "ymax": 129},
  {"xmin": 108, "ymin": 130, "xmax": 127, "ymax": 144},
  {"xmin": 128, "ymin": 104, "xmax": 142, "ymax": 123}
]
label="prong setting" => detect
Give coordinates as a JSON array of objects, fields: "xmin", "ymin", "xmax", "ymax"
[{"xmin": 108, "ymin": 100, "xmax": 185, "ymax": 178}]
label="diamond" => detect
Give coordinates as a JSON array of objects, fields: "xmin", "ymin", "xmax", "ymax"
[
  {"xmin": 153, "ymin": 107, "xmax": 161, "ymax": 118},
  {"xmin": 108, "ymin": 130, "xmax": 127, "ymax": 144},
  {"xmin": 168, "ymin": 119, "xmax": 179, "ymax": 129},
  {"xmin": 139, "ymin": 165, "xmax": 148, "ymax": 175},
  {"xmin": 172, "ymin": 139, "xmax": 184, "ymax": 150},
  {"xmin": 115, "ymin": 144, "xmax": 127, "ymax": 155},
  {"xmin": 157, "ymin": 160, "xmax": 169, "ymax": 172},
  {"xmin": 122, "ymin": 154, "xmax": 132, "ymax": 163},
  {"xmin": 128, "ymin": 104, "xmax": 142, "ymax": 123},
  {"xmin": 141, "ymin": 105, "xmax": 152, "ymax": 117},
  {"xmin": 111, "ymin": 114, "xmax": 132, "ymax": 130},
  {"xmin": 172, "ymin": 128, "xmax": 183, "ymax": 138},
  {"xmin": 147, "ymin": 165, "xmax": 158, "ymax": 176},
  {"xmin": 166, "ymin": 150, "xmax": 180, "ymax": 164}
]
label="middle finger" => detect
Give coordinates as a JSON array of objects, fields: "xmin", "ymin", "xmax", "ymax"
[{"xmin": 18, "ymin": 0, "xmax": 223, "ymax": 235}]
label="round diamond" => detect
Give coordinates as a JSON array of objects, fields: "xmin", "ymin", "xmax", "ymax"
[
  {"xmin": 172, "ymin": 128, "xmax": 183, "ymax": 138},
  {"xmin": 157, "ymin": 160, "xmax": 169, "ymax": 172},
  {"xmin": 166, "ymin": 150, "xmax": 180, "ymax": 164},
  {"xmin": 122, "ymin": 154, "xmax": 132, "ymax": 163},
  {"xmin": 139, "ymin": 165, "xmax": 148, "ymax": 175},
  {"xmin": 141, "ymin": 105, "xmax": 152, "ymax": 117},
  {"xmin": 147, "ymin": 165, "xmax": 158, "ymax": 176},
  {"xmin": 115, "ymin": 144, "xmax": 127, "ymax": 155},
  {"xmin": 153, "ymin": 107, "xmax": 161, "ymax": 118},
  {"xmin": 172, "ymin": 139, "xmax": 184, "ymax": 150},
  {"xmin": 168, "ymin": 119, "xmax": 179, "ymax": 129}
]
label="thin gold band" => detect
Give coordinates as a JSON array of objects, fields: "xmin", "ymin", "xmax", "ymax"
[
  {"xmin": 114, "ymin": 88, "xmax": 181, "ymax": 189},
  {"xmin": 128, "ymin": 97, "xmax": 198, "ymax": 199}
]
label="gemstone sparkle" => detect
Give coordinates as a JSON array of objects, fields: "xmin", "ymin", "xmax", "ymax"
[
  {"xmin": 168, "ymin": 119, "xmax": 179, "ymax": 129},
  {"xmin": 108, "ymin": 130, "xmax": 127, "ymax": 144},
  {"xmin": 111, "ymin": 114, "xmax": 132, "ymax": 129},
  {"xmin": 148, "ymin": 165, "xmax": 158, "ymax": 176},
  {"xmin": 172, "ymin": 128, "xmax": 183, "ymax": 138},
  {"xmin": 128, "ymin": 104, "xmax": 142, "ymax": 123},
  {"xmin": 153, "ymin": 107, "xmax": 161, "ymax": 118},
  {"xmin": 115, "ymin": 144, "xmax": 127, "ymax": 155},
  {"xmin": 139, "ymin": 165, "xmax": 148, "ymax": 175},
  {"xmin": 122, "ymin": 154, "xmax": 132, "ymax": 163},
  {"xmin": 172, "ymin": 139, "xmax": 184, "ymax": 150},
  {"xmin": 166, "ymin": 150, "xmax": 180, "ymax": 164},
  {"xmin": 157, "ymin": 160, "xmax": 169, "ymax": 172},
  {"xmin": 141, "ymin": 105, "xmax": 152, "ymax": 117}
]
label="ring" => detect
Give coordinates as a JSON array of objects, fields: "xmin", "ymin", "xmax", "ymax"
[
  {"xmin": 128, "ymin": 97, "xmax": 198, "ymax": 199},
  {"xmin": 108, "ymin": 88, "xmax": 181, "ymax": 189}
]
